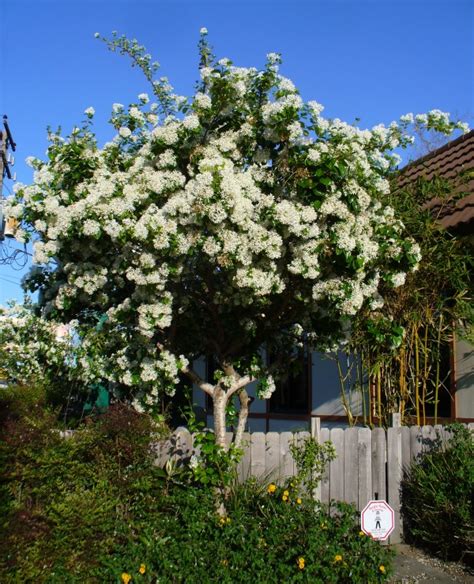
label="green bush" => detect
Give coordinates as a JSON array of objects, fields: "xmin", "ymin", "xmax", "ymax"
[
  {"xmin": 401, "ymin": 423, "xmax": 474, "ymax": 564},
  {"xmin": 0, "ymin": 401, "xmax": 393, "ymax": 583}
]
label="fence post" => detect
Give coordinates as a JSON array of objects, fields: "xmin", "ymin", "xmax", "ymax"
[
  {"xmin": 391, "ymin": 413, "xmax": 401, "ymax": 428},
  {"xmin": 311, "ymin": 417, "xmax": 321, "ymax": 501},
  {"xmin": 311, "ymin": 416, "xmax": 321, "ymax": 442}
]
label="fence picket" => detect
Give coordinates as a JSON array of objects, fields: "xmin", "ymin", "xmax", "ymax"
[
  {"xmin": 265, "ymin": 432, "xmax": 280, "ymax": 481},
  {"xmin": 358, "ymin": 427, "xmax": 372, "ymax": 511},
  {"xmin": 279, "ymin": 432, "xmax": 294, "ymax": 484},
  {"xmin": 387, "ymin": 427, "xmax": 402, "ymax": 544},
  {"xmin": 239, "ymin": 432, "xmax": 251, "ymax": 482},
  {"xmin": 173, "ymin": 427, "xmax": 192, "ymax": 465},
  {"xmin": 250, "ymin": 432, "xmax": 266, "ymax": 478},
  {"xmin": 410, "ymin": 426, "xmax": 422, "ymax": 462},
  {"xmin": 401, "ymin": 426, "xmax": 411, "ymax": 473},
  {"xmin": 329, "ymin": 428, "xmax": 344, "ymax": 502},
  {"xmin": 320, "ymin": 428, "xmax": 331, "ymax": 505},
  {"xmin": 344, "ymin": 428, "xmax": 358, "ymax": 507},
  {"xmin": 371, "ymin": 428, "xmax": 386, "ymax": 501},
  {"xmin": 421, "ymin": 425, "xmax": 436, "ymax": 453}
]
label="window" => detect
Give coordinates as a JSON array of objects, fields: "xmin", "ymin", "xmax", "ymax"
[
  {"xmin": 268, "ymin": 346, "xmax": 311, "ymax": 415},
  {"xmin": 204, "ymin": 350, "xmax": 312, "ymax": 417}
]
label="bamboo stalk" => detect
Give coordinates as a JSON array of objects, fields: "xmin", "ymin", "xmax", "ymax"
[
  {"xmin": 367, "ymin": 354, "xmax": 373, "ymax": 427},
  {"xmin": 422, "ymin": 323, "xmax": 429, "ymax": 426},
  {"xmin": 399, "ymin": 344, "xmax": 406, "ymax": 421},
  {"xmin": 377, "ymin": 368, "xmax": 382, "ymax": 427},
  {"xmin": 360, "ymin": 351, "xmax": 368, "ymax": 426},
  {"xmin": 415, "ymin": 326, "xmax": 420, "ymax": 426},
  {"xmin": 434, "ymin": 314, "xmax": 443, "ymax": 424}
]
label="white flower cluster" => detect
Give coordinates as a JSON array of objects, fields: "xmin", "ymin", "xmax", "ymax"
[
  {"xmin": 257, "ymin": 375, "xmax": 276, "ymax": 399},
  {"xmin": 0, "ymin": 304, "xmax": 100, "ymax": 387},
  {"xmin": 8, "ymin": 40, "xmax": 467, "ymax": 404}
]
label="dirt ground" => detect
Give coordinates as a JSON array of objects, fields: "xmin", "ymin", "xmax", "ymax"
[{"xmin": 390, "ymin": 544, "xmax": 474, "ymax": 583}]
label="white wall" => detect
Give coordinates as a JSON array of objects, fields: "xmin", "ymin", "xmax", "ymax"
[{"xmin": 455, "ymin": 338, "xmax": 474, "ymax": 418}]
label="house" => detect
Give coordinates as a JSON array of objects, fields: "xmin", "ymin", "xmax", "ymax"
[
  {"xmin": 190, "ymin": 131, "xmax": 474, "ymax": 431},
  {"xmin": 397, "ymin": 130, "xmax": 474, "ymax": 423}
]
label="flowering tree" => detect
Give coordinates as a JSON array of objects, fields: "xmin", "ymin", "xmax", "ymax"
[
  {"xmin": 0, "ymin": 303, "xmax": 97, "ymax": 406},
  {"xmin": 6, "ymin": 31, "xmax": 466, "ymax": 448}
]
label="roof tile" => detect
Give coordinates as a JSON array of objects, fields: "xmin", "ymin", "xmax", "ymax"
[{"xmin": 397, "ymin": 130, "xmax": 474, "ymax": 230}]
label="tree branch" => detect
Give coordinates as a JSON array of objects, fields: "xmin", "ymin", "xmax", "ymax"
[
  {"xmin": 182, "ymin": 364, "xmax": 215, "ymax": 397},
  {"xmin": 234, "ymin": 388, "xmax": 250, "ymax": 448},
  {"xmin": 226, "ymin": 373, "xmax": 256, "ymax": 398}
]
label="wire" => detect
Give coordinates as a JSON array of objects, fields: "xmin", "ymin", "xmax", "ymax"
[
  {"xmin": 0, "ymin": 241, "xmax": 31, "ymax": 268},
  {"xmin": 0, "ymin": 275, "xmax": 23, "ymax": 286}
]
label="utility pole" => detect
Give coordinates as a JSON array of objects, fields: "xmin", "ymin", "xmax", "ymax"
[
  {"xmin": 0, "ymin": 116, "xmax": 28, "ymax": 267},
  {"xmin": 0, "ymin": 115, "xmax": 17, "ymax": 240},
  {"xmin": 0, "ymin": 125, "xmax": 5, "ymax": 237},
  {"xmin": 1, "ymin": 114, "xmax": 16, "ymax": 184}
]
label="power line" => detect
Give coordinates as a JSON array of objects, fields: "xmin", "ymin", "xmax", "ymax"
[
  {"xmin": 1, "ymin": 116, "xmax": 32, "ymax": 269},
  {"xmin": 0, "ymin": 275, "xmax": 23, "ymax": 286}
]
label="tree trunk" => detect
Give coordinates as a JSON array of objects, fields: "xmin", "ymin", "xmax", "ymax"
[
  {"xmin": 234, "ymin": 388, "xmax": 250, "ymax": 448},
  {"xmin": 213, "ymin": 388, "xmax": 228, "ymax": 449}
]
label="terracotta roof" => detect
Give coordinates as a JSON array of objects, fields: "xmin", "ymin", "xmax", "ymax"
[{"xmin": 397, "ymin": 130, "xmax": 474, "ymax": 231}]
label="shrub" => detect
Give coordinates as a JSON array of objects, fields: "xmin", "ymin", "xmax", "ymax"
[
  {"xmin": 0, "ymin": 402, "xmax": 393, "ymax": 582},
  {"xmin": 0, "ymin": 382, "xmax": 48, "ymax": 429},
  {"xmin": 401, "ymin": 423, "xmax": 474, "ymax": 564}
]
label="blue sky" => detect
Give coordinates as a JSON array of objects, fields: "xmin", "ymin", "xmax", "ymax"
[{"xmin": 0, "ymin": 0, "xmax": 472, "ymax": 304}]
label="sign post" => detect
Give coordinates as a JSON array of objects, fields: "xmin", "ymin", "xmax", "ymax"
[{"xmin": 361, "ymin": 500, "xmax": 395, "ymax": 541}]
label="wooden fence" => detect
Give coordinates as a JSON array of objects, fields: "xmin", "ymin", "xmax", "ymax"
[{"xmin": 155, "ymin": 421, "xmax": 474, "ymax": 544}]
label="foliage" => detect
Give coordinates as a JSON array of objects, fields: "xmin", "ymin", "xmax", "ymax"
[
  {"xmin": 0, "ymin": 401, "xmax": 168, "ymax": 580},
  {"xmin": 335, "ymin": 172, "xmax": 474, "ymax": 426},
  {"xmin": 184, "ymin": 405, "xmax": 243, "ymax": 489},
  {"xmin": 0, "ymin": 302, "xmax": 99, "ymax": 418},
  {"xmin": 290, "ymin": 434, "xmax": 336, "ymax": 494},
  {"xmin": 0, "ymin": 401, "xmax": 393, "ymax": 583},
  {"xmin": 401, "ymin": 424, "xmax": 474, "ymax": 563},
  {"xmin": 5, "ymin": 29, "xmax": 466, "ymax": 446}
]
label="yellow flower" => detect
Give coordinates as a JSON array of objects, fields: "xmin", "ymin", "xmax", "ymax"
[
  {"xmin": 226, "ymin": 517, "xmax": 231, "ymax": 524},
  {"xmin": 219, "ymin": 517, "xmax": 226, "ymax": 525},
  {"xmin": 296, "ymin": 498, "xmax": 302, "ymax": 505},
  {"xmin": 267, "ymin": 483, "xmax": 277, "ymax": 494},
  {"xmin": 282, "ymin": 494, "xmax": 288, "ymax": 502},
  {"xmin": 122, "ymin": 573, "xmax": 132, "ymax": 584},
  {"xmin": 297, "ymin": 557, "xmax": 305, "ymax": 570},
  {"xmin": 283, "ymin": 490, "xmax": 289, "ymax": 497},
  {"xmin": 139, "ymin": 564, "xmax": 146, "ymax": 575},
  {"xmin": 334, "ymin": 554, "xmax": 343, "ymax": 563},
  {"xmin": 379, "ymin": 565, "xmax": 386, "ymax": 574},
  {"xmin": 222, "ymin": 559, "xmax": 229, "ymax": 567},
  {"xmin": 321, "ymin": 522, "xmax": 327, "ymax": 530},
  {"xmin": 359, "ymin": 530, "xmax": 365, "ymax": 537}
]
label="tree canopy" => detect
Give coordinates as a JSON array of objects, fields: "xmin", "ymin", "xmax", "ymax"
[{"xmin": 6, "ymin": 31, "xmax": 466, "ymax": 445}]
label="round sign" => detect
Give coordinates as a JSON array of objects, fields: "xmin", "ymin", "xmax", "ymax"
[{"xmin": 361, "ymin": 500, "xmax": 395, "ymax": 541}]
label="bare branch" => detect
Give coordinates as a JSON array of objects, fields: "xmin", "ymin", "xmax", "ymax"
[{"xmin": 182, "ymin": 364, "xmax": 215, "ymax": 397}]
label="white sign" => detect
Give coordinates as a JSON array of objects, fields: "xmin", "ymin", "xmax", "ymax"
[{"xmin": 361, "ymin": 500, "xmax": 395, "ymax": 541}]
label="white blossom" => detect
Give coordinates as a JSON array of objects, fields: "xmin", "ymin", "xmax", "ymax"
[{"xmin": 119, "ymin": 127, "xmax": 132, "ymax": 138}]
